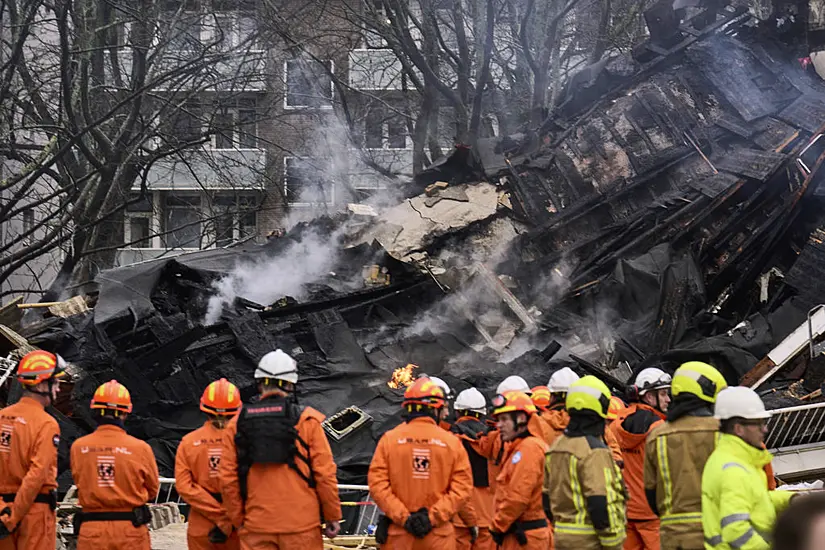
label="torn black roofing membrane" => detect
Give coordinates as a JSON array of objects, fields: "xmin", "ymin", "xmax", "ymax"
[{"xmin": 10, "ymin": 3, "xmax": 825, "ymax": 502}]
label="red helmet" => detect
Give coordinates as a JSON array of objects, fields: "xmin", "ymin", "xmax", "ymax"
[
  {"xmin": 531, "ymin": 386, "xmax": 551, "ymax": 411},
  {"xmin": 17, "ymin": 350, "xmax": 66, "ymax": 386},
  {"xmin": 90, "ymin": 380, "xmax": 133, "ymax": 414},
  {"xmin": 403, "ymin": 378, "xmax": 446, "ymax": 409},
  {"xmin": 200, "ymin": 378, "xmax": 242, "ymax": 416},
  {"xmin": 492, "ymin": 391, "xmax": 537, "ymax": 416}
]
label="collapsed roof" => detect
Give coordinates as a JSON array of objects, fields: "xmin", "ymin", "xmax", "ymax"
[{"xmin": 7, "ymin": 1, "xmax": 825, "ymax": 488}]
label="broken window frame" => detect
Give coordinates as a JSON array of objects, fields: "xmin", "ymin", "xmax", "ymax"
[
  {"xmin": 283, "ymin": 156, "xmax": 335, "ymax": 206},
  {"xmin": 283, "ymin": 59, "xmax": 335, "ymax": 110}
]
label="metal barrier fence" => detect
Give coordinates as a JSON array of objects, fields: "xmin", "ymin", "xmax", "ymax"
[
  {"xmin": 61, "ymin": 480, "xmax": 381, "ymax": 536},
  {"xmin": 766, "ymin": 401, "xmax": 825, "ymax": 450}
]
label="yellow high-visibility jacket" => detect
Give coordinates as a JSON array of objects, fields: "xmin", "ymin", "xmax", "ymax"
[{"xmin": 701, "ymin": 433, "xmax": 792, "ymax": 550}]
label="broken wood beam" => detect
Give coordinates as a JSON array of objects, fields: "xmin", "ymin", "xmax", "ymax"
[{"xmin": 474, "ymin": 264, "xmax": 537, "ymax": 332}]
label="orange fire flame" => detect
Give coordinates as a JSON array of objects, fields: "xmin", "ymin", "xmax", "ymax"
[{"xmin": 388, "ymin": 364, "xmax": 417, "ymax": 389}]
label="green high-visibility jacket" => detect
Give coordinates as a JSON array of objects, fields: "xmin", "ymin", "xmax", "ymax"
[{"xmin": 701, "ymin": 433, "xmax": 792, "ymax": 550}]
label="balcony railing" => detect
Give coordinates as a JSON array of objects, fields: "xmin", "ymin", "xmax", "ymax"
[{"xmin": 140, "ymin": 148, "xmax": 267, "ymax": 191}]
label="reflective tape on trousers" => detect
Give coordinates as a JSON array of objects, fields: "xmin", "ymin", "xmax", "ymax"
[
  {"xmin": 555, "ymin": 522, "xmax": 597, "ymax": 535},
  {"xmin": 661, "ymin": 512, "xmax": 703, "ymax": 525}
]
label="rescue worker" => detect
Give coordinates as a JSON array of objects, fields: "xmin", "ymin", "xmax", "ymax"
[
  {"xmin": 702, "ymin": 386, "xmax": 792, "ymax": 550},
  {"xmin": 451, "ymin": 388, "xmax": 493, "ymax": 550},
  {"xmin": 609, "ymin": 368, "xmax": 671, "ymax": 550},
  {"xmin": 490, "ymin": 391, "xmax": 551, "ymax": 550},
  {"xmin": 70, "ymin": 380, "xmax": 159, "ymax": 550},
  {"xmin": 176, "ymin": 378, "xmax": 242, "ymax": 550},
  {"xmin": 605, "ymin": 397, "xmax": 626, "ymax": 467},
  {"xmin": 219, "ymin": 350, "xmax": 342, "ymax": 549},
  {"xmin": 368, "ymin": 377, "xmax": 473, "ymax": 549},
  {"xmin": 643, "ymin": 362, "xmax": 727, "ymax": 550},
  {"xmin": 427, "ymin": 375, "xmax": 455, "ymax": 431},
  {"xmin": 537, "ymin": 369, "xmax": 624, "ymax": 465},
  {"xmin": 544, "ymin": 376, "xmax": 627, "ymax": 550},
  {"xmin": 606, "ymin": 397, "xmax": 626, "ymax": 423},
  {"xmin": 0, "ymin": 350, "xmax": 66, "ymax": 549}
]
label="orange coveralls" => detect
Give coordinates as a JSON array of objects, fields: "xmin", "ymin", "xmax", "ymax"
[
  {"xmin": 70, "ymin": 424, "xmax": 160, "ymax": 550},
  {"xmin": 452, "ymin": 417, "xmax": 495, "ymax": 550},
  {"xmin": 219, "ymin": 406, "xmax": 342, "ymax": 550},
  {"xmin": 608, "ymin": 404, "xmax": 664, "ymax": 550},
  {"xmin": 0, "ymin": 396, "xmax": 60, "ymax": 550},
  {"xmin": 491, "ymin": 417, "xmax": 551, "ymax": 550},
  {"xmin": 368, "ymin": 416, "xmax": 473, "ymax": 550},
  {"xmin": 539, "ymin": 407, "xmax": 623, "ymax": 464},
  {"xmin": 176, "ymin": 421, "xmax": 240, "ymax": 550}
]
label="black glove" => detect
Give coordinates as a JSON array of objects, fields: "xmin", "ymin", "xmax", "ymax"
[
  {"xmin": 0, "ymin": 508, "xmax": 11, "ymax": 541},
  {"xmin": 470, "ymin": 526, "xmax": 479, "ymax": 543},
  {"xmin": 403, "ymin": 508, "xmax": 432, "ymax": 539},
  {"xmin": 491, "ymin": 529, "xmax": 505, "ymax": 546},
  {"xmin": 208, "ymin": 525, "xmax": 229, "ymax": 544}
]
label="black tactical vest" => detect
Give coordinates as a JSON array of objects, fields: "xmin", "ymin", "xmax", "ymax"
[{"xmin": 452, "ymin": 418, "xmax": 490, "ymax": 488}]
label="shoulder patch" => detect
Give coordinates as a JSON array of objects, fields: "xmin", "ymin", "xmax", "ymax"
[
  {"xmin": 512, "ymin": 451, "xmax": 522, "ymax": 464},
  {"xmin": 53, "ymin": 434, "xmax": 60, "ymax": 448},
  {"xmin": 585, "ymin": 435, "xmax": 608, "ymax": 450}
]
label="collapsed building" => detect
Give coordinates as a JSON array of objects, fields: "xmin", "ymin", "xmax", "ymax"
[{"xmin": 4, "ymin": 0, "xmax": 825, "ymax": 505}]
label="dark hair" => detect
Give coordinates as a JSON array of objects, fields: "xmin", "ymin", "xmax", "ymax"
[
  {"xmin": 773, "ymin": 493, "xmax": 825, "ymax": 550},
  {"xmin": 720, "ymin": 417, "xmax": 745, "ymax": 434}
]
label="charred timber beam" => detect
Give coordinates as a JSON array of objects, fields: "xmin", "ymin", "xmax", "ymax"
[{"xmin": 569, "ymin": 354, "xmax": 627, "ymax": 394}]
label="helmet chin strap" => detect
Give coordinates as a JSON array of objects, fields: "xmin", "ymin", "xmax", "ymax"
[{"xmin": 27, "ymin": 380, "xmax": 55, "ymax": 402}]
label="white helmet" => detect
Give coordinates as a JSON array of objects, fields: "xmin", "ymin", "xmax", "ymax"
[
  {"xmin": 497, "ymin": 375, "xmax": 531, "ymax": 395},
  {"xmin": 714, "ymin": 386, "xmax": 771, "ymax": 420},
  {"xmin": 427, "ymin": 376, "xmax": 453, "ymax": 399},
  {"xmin": 548, "ymin": 367, "xmax": 580, "ymax": 393},
  {"xmin": 454, "ymin": 388, "xmax": 487, "ymax": 415},
  {"xmin": 255, "ymin": 349, "xmax": 298, "ymax": 384},
  {"xmin": 635, "ymin": 368, "xmax": 672, "ymax": 395}
]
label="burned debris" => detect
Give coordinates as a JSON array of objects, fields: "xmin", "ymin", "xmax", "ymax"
[{"xmin": 5, "ymin": 0, "xmax": 825, "ymax": 489}]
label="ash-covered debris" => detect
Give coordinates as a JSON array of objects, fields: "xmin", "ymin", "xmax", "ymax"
[{"xmin": 7, "ymin": 0, "xmax": 825, "ymax": 487}]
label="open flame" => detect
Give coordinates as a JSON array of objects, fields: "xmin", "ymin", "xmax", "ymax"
[{"xmin": 388, "ymin": 364, "xmax": 417, "ymax": 389}]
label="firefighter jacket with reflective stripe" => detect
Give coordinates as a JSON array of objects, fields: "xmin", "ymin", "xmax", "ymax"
[
  {"xmin": 544, "ymin": 434, "xmax": 627, "ymax": 550},
  {"xmin": 701, "ymin": 433, "xmax": 792, "ymax": 550},
  {"xmin": 644, "ymin": 415, "xmax": 718, "ymax": 549}
]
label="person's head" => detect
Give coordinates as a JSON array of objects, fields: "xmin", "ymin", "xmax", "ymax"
[
  {"xmin": 90, "ymin": 379, "xmax": 132, "ymax": 424},
  {"xmin": 255, "ymin": 349, "xmax": 298, "ymax": 398},
  {"xmin": 548, "ymin": 367, "xmax": 580, "ymax": 408},
  {"xmin": 634, "ymin": 368, "xmax": 672, "ymax": 413},
  {"xmin": 492, "ymin": 391, "xmax": 535, "ymax": 442},
  {"xmin": 496, "ymin": 375, "xmax": 531, "ymax": 396},
  {"xmin": 454, "ymin": 387, "xmax": 486, "ymax": 420},
  {"xmin": 606, "ymin": 395, "xmax": 626, "ymax": 422},
  {"xmin": 17, "ymin": 350, "xmax": 68, "ymax": 404},
  {"xmin": 773, "ymin": 493, "xmax": 825, "ymax": 550},
  {"xmin": 671, "ymin": 361, "xmax": 727, "ymax": 405},
  {"xmin": 715, "ymin": 386, "xmax": 771, "ymax": 448},
  {"xmin": 200, "ymin": 378, "xmax": 241, "ymax": 429},
  {"xmin": 566, "ymin": 375, "xmax": 611, "ymax": 420},
  {"xmin": 531, "ymin": 386, "xmax": 551, "ymax": 412},
  {"xmin": 425, "ymin": 376, "xmax": 453, "ymax": 422},
  {"xmin": 403, "ymin": 377, "xmax": 446, "ymax": 421}
]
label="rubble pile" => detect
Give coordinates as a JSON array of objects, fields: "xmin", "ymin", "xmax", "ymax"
[{"xmin": 5, "ymin": 0, "xmax": 825, "ymax": 493}]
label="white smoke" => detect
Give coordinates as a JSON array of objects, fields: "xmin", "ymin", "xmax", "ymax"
[{"xmin": 203, "ymin": 228, "xmax": 344, "ymax": 325}]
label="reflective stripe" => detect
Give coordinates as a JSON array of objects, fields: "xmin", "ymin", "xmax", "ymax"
[
  {"xmin": 657, "ymin": 435, "xmax": 673, "ymax": 515},
  {"xmin": 705, "ymin": 535, "xmax": 722, "ymax": 546},
  {"xmin": 722, "ymin": 462, "xmax": 746, "ymax": 471},
  {"xmin": 721, "ymin": 513, "xmax": 751, "ymax": 528},
  {"xmin": 555, "ymin": 523, "xmax": 597, "ymax": 535},
  {"xmin": 568, "ymin": 385, "xmax": 605, "ymax": 400},
  {"xmin": 569, "ymin": 456, "xmax": 586, "ymax": 525},
  {"xmin": 599, "ymin": 534, "xmax": 625, "ymax": 546},
  {"xmin": 660, "ymin": 512, "xmax": 702, "ymax": 525},
  {"xmin": 604, "ymin": 466, "xmax": 620, "ymax": 531},
  {"xmin": 729, "ymin": 528, "xmax": 756, "ymax": 549}
]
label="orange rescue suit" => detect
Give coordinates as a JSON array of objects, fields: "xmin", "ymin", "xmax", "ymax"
[
  {"xmin": 70, "ymin": 423, "xmax": 160, "ymax": 550},
  {"xmin": 608, "ymin": 403, "xmax": 664, "ymax": 550},
  {"xmin": 538, "ymin": 407, "xmax": 623, "ymax": 464},
  {"xmin": 219, "ymin": 406, "xmax": 342, "ymax": 549},
  {"xmin": 368, "ymin": 415, "xmax": 473, "ymax": 550},
  {"xmin": 175, "ymin": 421, "xmax": 240, "ymax": 550},
  {"xmin": 491, "ymin": 416, "xmax": 551, "ymax": 550},
  {"xmin": 0, "ymin": 396, "xmax": 60, "ymax": 550},
  {"xmin": 452, "ymin": 417, "xmax": 495, "ymax": 550}
]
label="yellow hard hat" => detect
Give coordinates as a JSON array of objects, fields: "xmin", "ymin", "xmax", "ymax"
[
  {"xmin": 671, "ymin": 361, "xmax": 727, "ymax": 403},
  {"xmin": 566, "ymin": 376, "xmax": 611, "ymax": 418}
]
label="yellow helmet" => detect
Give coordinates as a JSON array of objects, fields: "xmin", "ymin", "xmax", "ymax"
[
  {"xmin": 671, "ymin": 361, "xmax": 727, "ymax": 403},
  {"xmin": 566, "ymin": 376, "xmax": 611, "ymax": 418}
]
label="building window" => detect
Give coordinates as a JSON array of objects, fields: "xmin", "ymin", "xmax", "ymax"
[
  {"xmin": 167, "ymin": 100, "xmax": 202, "ymax": 144},
  {"xmin": 285, "ymin": 59, "xmax": 334, "ymax": 109},
  {"xmin": 160, "ymin": 0, "xmax": 203, "ymax": 53},
  {"xmin": 364, "ymin": 105, "xmax": 407, "ymax": 149},
  {"xmin": 211, "ymin": 0, "xmax": 258, "ymax": 50},
  {"xmin": 284, "ymin": 157, "xmax": 333, "ymax": 204},
  {"xmin": 22, "ymin": 209, "xmax": 34, "ymax": 238},
  {"xmin": 364, "ymin": 0, "xmax": 388, "ymax": 48},
  {"xmin": 213, "ymin": 98, "xmax": 257, "ymax": 149},
  {"xmin": 210, "ymin": 194, "xmax": 259, "ymax": 246},
  {"xmin": 163, "ymin": 194, "xmax": 202, "ymax": 248},
  {"xmin": 125, "ymin": 193, "xmax": 154, "ymax": 248}
]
